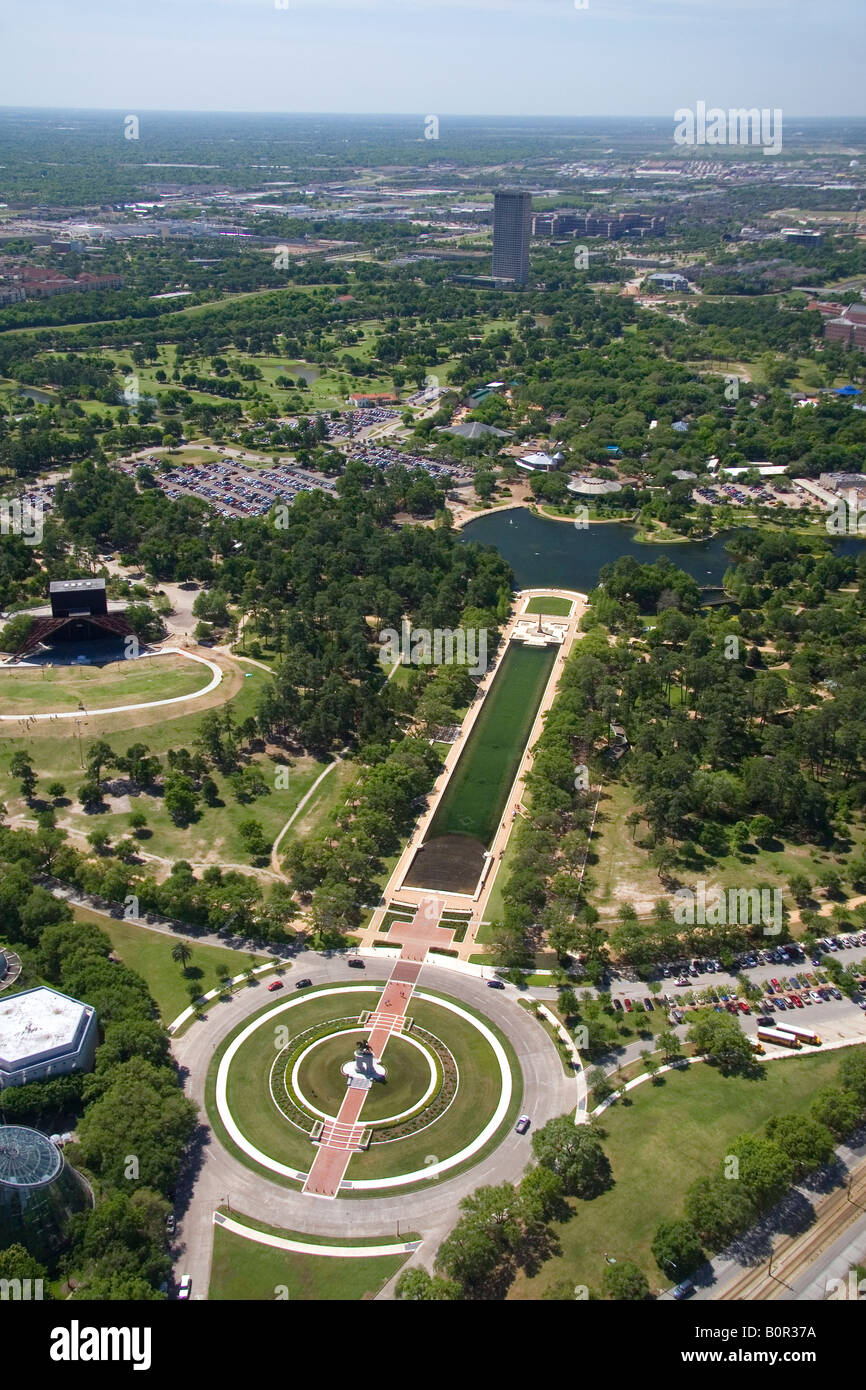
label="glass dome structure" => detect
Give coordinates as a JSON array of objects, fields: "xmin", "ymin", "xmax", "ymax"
[{"xmin": 0, "ymin": 1125, "xmax": 91, "ymax": 1261}]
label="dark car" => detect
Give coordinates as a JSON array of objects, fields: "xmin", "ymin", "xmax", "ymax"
[
  {"xmin": 756, "ymin": 1015, "xmax": 774, "ymax": 1026},
  {"xmin": 672, "ymin": 1279, "xmax": 695, "ymax": 1300},
  {"xmin": 612, "ymin": 997, "xmax": 623, "ymax": 1011},
  {"xmin": 295, "ymin": 978, "xmax": 312, "ymax": 989},
  {"xmin": 643, "ymin": 997, "xmax": 654, "ymax": 1011},
  {"xmin": 347, "ymin": 958, "xmax": 365, "ymax": 969},
  {"xmin": 487, "ymin": 979, "xmax": 505, "ymax": 989}
]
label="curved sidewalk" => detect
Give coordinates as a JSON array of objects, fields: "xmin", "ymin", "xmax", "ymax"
[
  {"xmin": 0, "ymin": 647, "xmax": 222, "ymax": 721},
  {"xmin": 213, "ymin": 1211, "xmax": 421, "ymax": 1258}
]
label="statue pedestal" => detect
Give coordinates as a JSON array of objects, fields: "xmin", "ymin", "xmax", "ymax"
[{"xmin": 342, "ymin": 1039, "xmax": 386, "ymax": 1089}]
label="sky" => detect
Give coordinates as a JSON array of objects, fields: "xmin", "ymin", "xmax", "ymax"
[{"xmin": 3, "ymin": 0, "xmax": 865, "ymax": 118}]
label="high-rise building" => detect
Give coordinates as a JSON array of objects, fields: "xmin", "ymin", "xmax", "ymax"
[{"xmin": 492, "ymin": 190, "xmax": 532, "ymax": 284}]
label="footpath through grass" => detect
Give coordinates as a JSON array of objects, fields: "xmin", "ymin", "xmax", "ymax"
[{"xmin": 426, "ymin": 642, "xmax": 557, "ymax": 847}]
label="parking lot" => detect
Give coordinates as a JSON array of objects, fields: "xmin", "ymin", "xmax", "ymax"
[
  {"xmin": 116, "ymin": 455, "xmax": 338, "ymax": 518},
  {"xmin": 607, "ymin": 932, "xmax": 866, "ymax": 1046}
]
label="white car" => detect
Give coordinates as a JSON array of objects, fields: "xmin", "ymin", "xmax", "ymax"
[{"xmin": 178, "ymin": 1275, "xmax": 191, "ymax": 1301}]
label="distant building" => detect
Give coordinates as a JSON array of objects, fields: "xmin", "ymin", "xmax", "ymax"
[
  {"xmin": 671, "ymin": 469, "xmax": 697, "ymax": 481},
  {"xmin": 780, "ymin": 228, "xmax": 823, "ymax": 247},
  {"xmin": 819, "ymin": 472, "xmax": 866, "ymax": 492},
  {"xmin": 648, "ymin": 272, "xmax": 691, "ymax": 293},
  {"xmin": 824, "ymin": 304, "xmax": 866, "ymax": 349},
  {"xmin": 492, "ymin": 190, "xmax": 532, "ymax": 285},
  {"xmin": 0, "ymin": 987, "xmax": 98, "ymax": 1089},
  {"xmin": 12, "ymin": 579, "xmax": 134, "ymax": 659},
  {"xmin": 437, "ymin": 421, "xmax": 514, "ymax": 442},
  {"xmin": 533, "ymin": 211, "xmax": 664, "ymax": 239},
  {"xmin": 517, "ymin": 451, "xmax": 564, "ymax": 472},
  {"xmin": 568, "ymin": 476, "xmax": 623, "ymax": 496}
]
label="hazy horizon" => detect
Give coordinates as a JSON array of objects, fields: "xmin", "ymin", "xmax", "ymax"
[{"xmin": 5, "ymin": 0, "xmax": 865, "ymax": 119}]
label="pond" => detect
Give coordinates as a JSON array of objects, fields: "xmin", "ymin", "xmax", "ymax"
[
  {"xmin": 459, "ymin": 508, "xmax": 866, "ymax": 594},
  {"xmin": 458, "ymin": 509, "xmax": 738, "ymax": 592}
]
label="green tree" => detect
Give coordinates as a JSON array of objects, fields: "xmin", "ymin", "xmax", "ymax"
[
  {"xmin": 531, "ymin": 1117, "xmax": 613, "ymax": 1198},
  {"xmin": 602, "ymin": 1259, "xmax": 649, "ymax": 1300},
  {"xmin": 651, "ymin": 1219, "xmax": 705, "ymax": 1280},
  {"xmin": 171, "ymin": 941, "xmax": 193, "ymax": 972},
  {"xmin": 394, "ymin": 1268, "xmax": 460, "ymax": 1301}
]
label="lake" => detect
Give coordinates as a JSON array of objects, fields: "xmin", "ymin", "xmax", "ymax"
[{"xmin": 458, "ymin": 509, "xmax": 738, "ymax": 592}]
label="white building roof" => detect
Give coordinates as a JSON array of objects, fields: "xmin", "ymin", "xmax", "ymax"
[{"xmin": 0, "ymin": 988, "xmax": 92, "ymax": 1066}]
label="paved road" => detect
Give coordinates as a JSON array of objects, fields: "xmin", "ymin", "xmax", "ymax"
[{"xmin": 170, "ymin": 951, "xmax": 576, "ymax": 1298}]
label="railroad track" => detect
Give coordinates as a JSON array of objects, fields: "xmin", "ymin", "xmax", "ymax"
[{"xmin": 718, "ymin": 1161, "xmax": 866, "ymax": 1300}]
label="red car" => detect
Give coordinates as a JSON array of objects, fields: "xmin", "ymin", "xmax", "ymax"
[
  {"xmin": 737, "ymin": 1001, "xmax": 750, "ymax": 1014},
  {"xmin": 770, "ymin": 979, "xmax": 781, "ymax": 992},
  {"xmin": 790, "ymin": 994, "xmax": 804, "ymax": 1008},
  {"xmin": 624, "ymin": 998, "xmax": 632, "ymax": 1013},
  {"xmin": 268, "ymin": 980, "xmax": 284, "ymax": 992}
]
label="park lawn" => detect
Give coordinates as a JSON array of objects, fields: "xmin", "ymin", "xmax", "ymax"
[
  {"xmin": 348, "ymin": 996, "xmax": 518, "ymax": 1180},
  {"xmin": 277, "ymin": 757, "xmax": 357, "ymax": 851},
  {"xmin": 209, "ymin": 1224, "xmax": 408, "ymax": 1300},
  {"xmin": 0, "ymin": 654, "xmax": 210, "ymax": 714},
  {"xmin": 427, "ymin": 642, "xmax": 557, "ymax": 847},
  {"xmin": 69, "ymin": 905, "xmax": 264, "ymax": 1022},
  {"xmin": 217, "ymin": 989, "xmax": 385, "ymax": 1174},
  {"xmin": 482, "ymin": 826, "xmax": 522, "ymax": 927},
  {"xmin": 297, "ymin": 1033, "xmax": 434, "ymax": 1122},
  {"xmin": 211, "ymin": 987, "xmax": 519, "ymax": 1186},
  {"xmin": 591, "ymin": 778, "xmax": 866, "ymax": 925},
  {"xmin": 523, "ymin": 596, "xmax": 573, "ymax": 617},
  {"xmin": 509, "ymin": 1045, "xmax": 862, "ymax": 1299},
  {"xmin": 0, "ymin": 664, "xmax": 328, "ymax": 864}
]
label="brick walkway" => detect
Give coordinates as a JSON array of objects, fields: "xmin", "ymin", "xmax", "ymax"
[{"xmin": 302, "ymin": 932, "xmax": 450, "ymax": 1199}]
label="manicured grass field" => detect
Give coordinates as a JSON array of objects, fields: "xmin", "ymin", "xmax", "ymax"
[
  {"xmin": 0, "ymin": 653, "xmax": 210, "ymax": 713},
  {"xmin": 426, "ymin": 642, "xmax": 557, "ymax": 847},
  {"xmin": 295, "ymin": 1033, "xmax": 434, "ymax": 1121},
  {"xmin": 524, "ymin": 596, "xmax": 573, "ymax": 616},
  {"xmin": 348, "ymin": 997, "xmax": 515, "ymax": 1179},
  {"xmin": 210, "ymin": 988, "xmax": 517, "ymax": 1185},
  {"xmin": 210, "ymin": 1225, "xmax": 408, "ymax": 1300},
  {"xmin": 70, "ymin": 905, "xmax": 267, "ymax": 1023},
  {"xmin": 219, "ymin": 990, "xmax": 385, "ymax": 1172},
  {"xmin": 510, "ymin": 1046, "xmax": 862, "ymax": 1299}
]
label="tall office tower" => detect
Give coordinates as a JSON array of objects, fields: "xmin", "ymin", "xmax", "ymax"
[{"xmin": 492, "ymin": 189, "xmax": 532, "ymax": 284}]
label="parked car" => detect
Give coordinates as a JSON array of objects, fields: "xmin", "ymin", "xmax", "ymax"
[
  {"xmin": 268, "ymin": 980, "xmax": 284, "ymax": 992},
  {"xmin": 809, "ymin": 990, "xmax": 823, "ymax": 1003},
  {"xmin": 756, "ymin": 1016, "xmax": 774, "ymax": 1027},
  {"xmin": 672, "ymin": 1279, "xmax": 695, "ymax": 1300},
  {"xmin": 643, "ymin": 997, "xmax": 654, "ymax": 1011},
  {"xmin": 737, "ymin": 1001, "xmax": 750, "ymax": 1014},
  {"xmin": 613, "ymin": 997, "xmax": 623, "ymax": 1011},
  {"xmin": 295, "ymin": 978, "xmax": 312, "ymax": 989},
  {"xmin": 829, "ymin": 987, "xmax": 843, "ymax": 1000},
  {"xmin": 515, "ymin": 1115, "xmax": 531, "ymax": 1135},
  {"xmin": 178, "ymin": 1275, "xmax": 191, "ymax": 1301},
  {"xmin": 790, "ymin": 995, "xmax": 804, "ymax": 1008},
  {"xmin": 624, "ymin": 998, "xmax": 633, "ymax": 1013}
]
